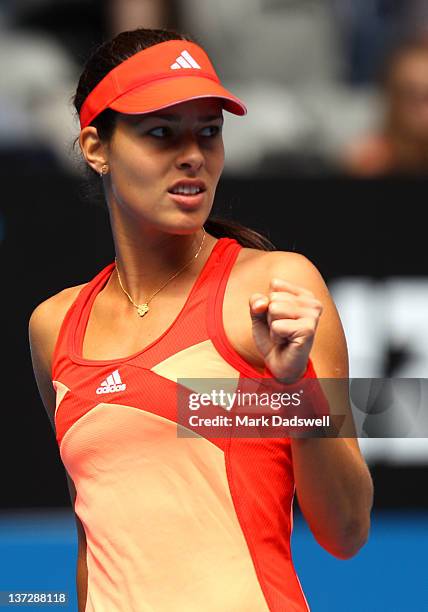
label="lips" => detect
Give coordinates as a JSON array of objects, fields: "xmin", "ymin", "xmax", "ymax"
[
  {"xmin": 167, "ymin": 179, "xmax": 207, "ymax": 195},
  {"xmin": 167, "ymin": 190, "xmax": 206, "ymax": 209}
]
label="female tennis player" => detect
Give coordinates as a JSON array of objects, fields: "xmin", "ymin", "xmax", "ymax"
[{"xmin": 28, "ymin": 28, "xmax": 373, "ymax": 612}]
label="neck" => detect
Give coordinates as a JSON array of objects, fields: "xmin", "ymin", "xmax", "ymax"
[{"xmin": 109, "ymin": 225, "xmax": 214, "ymax": 307}]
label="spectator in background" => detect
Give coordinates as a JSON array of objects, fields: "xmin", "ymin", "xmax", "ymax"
[
  {"xmin": 0, "ymin": 0, "xmax": 173, "ymax": 173},
  {"xmin": 108, "ymin": 0, "xmax": 168, "ymax": 36},
  {"xmin": 343, "ymin": 37, "xmax": 428, "ymax": 176},
  {"xmin": 333, "ymin": 0, "xmax": 407, "ymax": 87}
]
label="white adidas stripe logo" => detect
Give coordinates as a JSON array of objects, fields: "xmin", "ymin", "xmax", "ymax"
[
  {"xmin": 170, "ymin": 50, "xmax": 201, "ymax": 70},
  {"xmin": 96, "ymin": 369, "xmax": 127, "ymax": 395}
]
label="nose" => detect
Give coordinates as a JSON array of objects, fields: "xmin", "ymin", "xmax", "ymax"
[{"xmin": 175, "ymin": 133, "xmax": 204, "ymax": 172}]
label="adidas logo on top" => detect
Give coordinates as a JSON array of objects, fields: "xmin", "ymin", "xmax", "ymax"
[
  {"xmin": 170, "ymin": 50, "xmax": 201, "ymax": 70},
  {"xmin": 96, "ymin": 369, "xmax": 126, "ymax": 395}
]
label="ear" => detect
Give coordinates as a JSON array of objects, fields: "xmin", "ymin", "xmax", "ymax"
[{"xmin": 79, "ymin": 126, "xmax": 109, "ymax": 174}]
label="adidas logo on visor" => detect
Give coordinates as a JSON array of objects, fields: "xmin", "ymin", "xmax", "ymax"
[
  {"xmin": 96, "ymin": 369, "xmax": 127, "ymax": 394},
  {"xmin": 170, "ymin": 50, "xmax": 201, "ymax": 70}
]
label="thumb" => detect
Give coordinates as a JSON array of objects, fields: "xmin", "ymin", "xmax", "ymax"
[
  {"xmin": 249, "ymin": 294, "xmax": 269, "ymax": 318},
  {"xmin": 249, "ymin": 294, "xmax": 272, "ymax": 358}
]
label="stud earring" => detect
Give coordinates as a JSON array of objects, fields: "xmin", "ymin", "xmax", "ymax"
[{"xmin": 99, "ymin": 164, "xmax": 109, "ymax": 177}]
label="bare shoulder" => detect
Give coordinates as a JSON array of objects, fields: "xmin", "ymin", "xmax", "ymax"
[
  {"xmin": 29, "ymin": 283, "xmax": 88, "ymax": 361},
  {"xmin": 249, "ymin": 247, "xmax": 340, "ymax": 331},
  {"xmin": 260, "ymin": 249, "xmax": 330, "ymax": 295},
  {"xmin": 226, "ymin": 246, "xmax": 323, "ymax": 307},
  {"xmin": 233, "ymin": 246, "xmax": 331, "ymax": 320},
  {"xmin": 28, "ymin": 283, "xmax": 88, "ymax": 426},
  {"xmin": 236, "ymin": 247, "xmax": 324, "ymax": 291}
]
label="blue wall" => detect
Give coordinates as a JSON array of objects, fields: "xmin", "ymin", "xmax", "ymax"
[
  {"xmin": 0, "ymin": 510, "xmax": 427, "ymax": 611},
  {"xmin": 292, "ymin": 510, "xmax": 428, "ymax": 611}
]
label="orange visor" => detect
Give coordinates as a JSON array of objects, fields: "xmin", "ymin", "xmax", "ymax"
[{"xmin": 79, "ymin": 39, "xmax": 247, "ymax": 129}]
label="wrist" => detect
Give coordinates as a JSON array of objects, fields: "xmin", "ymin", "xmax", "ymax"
[
  {"xmin": 263, "ymin": 360, "xmax": 311, "ymax": 385},
  {"xmin": 260, "ymin": 358, "xmax": 332, "ymax": 433}
]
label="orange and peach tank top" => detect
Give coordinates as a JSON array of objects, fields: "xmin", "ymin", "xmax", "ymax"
[{"xmin": 51, "ymin": 237, "xmax": 313, "ymax": 612}]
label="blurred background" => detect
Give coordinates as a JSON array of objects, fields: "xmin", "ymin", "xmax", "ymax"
[{"xmin": 1, "ymin": 1, "xmax": 427, "ymax": 611}]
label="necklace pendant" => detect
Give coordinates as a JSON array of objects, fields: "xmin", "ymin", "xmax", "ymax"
[{"xmin": 137, "ymin": 303, "xmax": 149, "ymax": 317}]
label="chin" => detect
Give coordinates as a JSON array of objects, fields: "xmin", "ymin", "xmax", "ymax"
[{"xmin": 162, "ymin": 220, "xmax": 207, "ymax": 236}]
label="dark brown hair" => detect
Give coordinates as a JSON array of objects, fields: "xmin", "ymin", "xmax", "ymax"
[{"xmin": 72, "ymin": 27, "xmax": 276, "ymax": 251}]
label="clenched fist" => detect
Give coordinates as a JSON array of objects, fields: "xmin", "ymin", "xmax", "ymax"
[{"xmin": 249, "ymin": 277, "xmax": 323, "ymax": 384}]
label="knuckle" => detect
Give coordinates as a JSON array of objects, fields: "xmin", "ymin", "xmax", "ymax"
[
  {"xmin": 301, "ymin": 320, "xmax": 316, "ymax": 335},
  {"xmin": 268, "ymin": 301, "xmax": 280, "ymax": 315}
]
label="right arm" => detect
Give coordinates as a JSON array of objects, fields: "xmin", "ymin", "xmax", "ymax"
[{"xmin": 28, "ymin": 288, "xmax": 88, "ymax": 612}]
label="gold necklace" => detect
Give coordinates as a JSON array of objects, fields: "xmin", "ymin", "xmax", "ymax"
[{"xmin": 115, "ymin": 228, "xmax": 206, "ymax": 317}]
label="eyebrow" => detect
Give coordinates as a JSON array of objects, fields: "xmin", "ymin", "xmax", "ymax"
[{"xmin": 143, "ymin": 113, "xmax": 224, "ymax": 122}]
